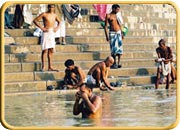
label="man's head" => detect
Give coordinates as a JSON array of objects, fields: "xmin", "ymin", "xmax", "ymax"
[
  {"xmin": 47, "ymin": 4, "xmax": 55, "ymax": 12},
  {"xmin": 104, "ymin": 56, "xmax": 114, "ymax": 67},
  {"xmin": 158, "ymin": 39, "xmax": 166, "ymax": 48},
  {"xmin": 64, "ymin": 59, "xmax": 75, "ymax": 70},
  {"xmin": 112, "ymin": 4, "xmax": 120, "ymax": 13},
  {"xmin": 79, "ymin": 83, "xmax": 93, "ymax": 97}
]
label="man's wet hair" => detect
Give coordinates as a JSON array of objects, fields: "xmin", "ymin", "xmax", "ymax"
[
  {"xmin": 80, "ymin": 83, "xmax": 93, "ymax": 91},
  {"xmin": 64, "ymin": 59, "xmax": 74, "ymax": 67},
  {"xmin": 158, "ymin": 39, "xmax": 166, "ymax": 46},
  {"xmin": 112, "ymin": 4, "xmax": 120, "ymax": 10}
]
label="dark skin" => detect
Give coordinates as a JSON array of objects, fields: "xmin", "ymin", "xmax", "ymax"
[
  {"xmin": 73, "ymin": 85, "xmax": 102, "ymax": 119},
  {"xmin": 64, "ymin": 65, "xmax": 86, "ymax": 89},
  {"xmin": 104, "ymin": 7, "xmax": 124, "ymax": 66},
  {"xmin": 33, "ymin": 5, "xmax": 61, "ymax": 71},
  {"xmin": 155, "ymin": 40, "xmax": 173, "ymax": 89},
  {"xmin": 87, "ymin": 56, "xmax": 115, "ymax": 90}
]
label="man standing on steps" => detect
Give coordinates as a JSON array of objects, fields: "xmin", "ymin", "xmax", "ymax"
[
  {"xmin": 87, "ymin": 56, "xmax": 115, "ymax": 91},
  {"xmin": 155, "ymin": 39, "xmax": 173, "ymax": 89},
  {"xmin": 33, "ymin": 4, "xmax": 61, "ymax": 71},
  {"xmin": 104, "ymin": 4, "xmax": 124, "ymax": 69}
]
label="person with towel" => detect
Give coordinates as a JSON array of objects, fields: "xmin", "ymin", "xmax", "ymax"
[{"xmin": 104, "ymin": 4, "xmax": 124, "ymax": 69}]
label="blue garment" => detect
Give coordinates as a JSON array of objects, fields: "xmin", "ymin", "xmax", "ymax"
[{"xmin": 109, "ymin": 30, "xmax": 123, "ymax": 55}]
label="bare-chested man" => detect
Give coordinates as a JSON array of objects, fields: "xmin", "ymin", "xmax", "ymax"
[
  {"xmin": 33, "ymin": 4, "xmax": 61, "ymax": 71},
  {"xmin": 104, "ymin": 4, "xmax": 124, "ymax": 69},
  {"xmin": 87, "ymin": 56, "xmax": 115, "ymax": 91},
  {"xmin": 73, "ymin": 83, "xmax": 102, "ymax": 119},
  {"xmin": 64, "ymin": 59, "xmax": 86, "ymax": 89},
  {"xmin": 155, "ymin": 39, "xmax": 174, "ymax": 89}
]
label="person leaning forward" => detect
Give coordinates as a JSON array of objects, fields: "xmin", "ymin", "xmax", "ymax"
[
  {"xmin": 73, "ymin": 83, "xmax": 102, "ymax": 119},
  {"xmin": 87, "ymin": 56, "xmax": 115, "ymax": 91},
  {"xmin": 63, "ymin": 59, "xmax": 86, "ymax": 89},
  {"xmin": 155, "ymin": 39, "xmax": 173, "ymax": 89}
]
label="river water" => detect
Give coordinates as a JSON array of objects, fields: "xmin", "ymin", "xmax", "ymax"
[{"xmin": 4, "ymin": 88, "xmax": 176, "ymax": 128}]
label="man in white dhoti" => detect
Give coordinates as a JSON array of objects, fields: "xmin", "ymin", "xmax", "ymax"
[
  {"xmin": 33, "ymin": 4, "xmax": 61, "ymax": 71},
  {"xmin": 155, "ymin": 39, "xmax": 173, "ymax": 89}
]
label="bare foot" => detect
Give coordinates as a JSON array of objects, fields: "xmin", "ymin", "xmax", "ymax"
[{"xmin": 48, "ymin": 68, "xmax": 59, "ymax": 72}]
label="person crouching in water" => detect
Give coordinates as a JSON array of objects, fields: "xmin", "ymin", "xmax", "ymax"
[
  {"xmin": 73, "ymin": 83, "xmax": 102, "ymax": 119},
  {"xmin": 63, "ymin": 59, "xmax": 86, "ymax": 89},
  {"xmin": 155, "ymin": 39, "xmax": 173, "ymax": 89}
]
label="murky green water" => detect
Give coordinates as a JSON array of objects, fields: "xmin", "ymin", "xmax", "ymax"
[{"xmin": 4, "ymin": 88, "xmax": 176, "ymax": 127}]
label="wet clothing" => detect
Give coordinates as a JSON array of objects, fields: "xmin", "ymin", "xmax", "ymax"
[{"xmin": 109, "ymin": 30, "xmax": 123, "ymax": 55}]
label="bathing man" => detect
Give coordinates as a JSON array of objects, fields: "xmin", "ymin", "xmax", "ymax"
[
  {"xmin": 104, "ymin": 4, "xmax": 124, "ymax": 69},
  {"xmin": 73, "ymin": 83, "xmax": 102, "ymax": 118},
  {"xmin": 87, "ymin": 56, "xmax": 115, "ymax": 91},
  {"xmin": 155, "ymin": 39, "xmax": 173, "ymax": 89},
  {"xmin": 33, "ymin": 4, "xmax": 61, "ymax": 71}
]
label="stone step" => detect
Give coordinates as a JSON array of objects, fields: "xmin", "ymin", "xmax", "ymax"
[
  {"xmin": 4, "ymin": 36, "xmax": 73, "ymax": 45},
  {"xmin": 5, "ymin": 52, "xmax": 94, "ymax": 63},
  {"xmin": 4, "ymin": 43, "xmax": 177, "ymax": 55},
  {"xmin": 4, "ymin": 58, "xmax": 156, "ymax": 73},
  {"xmin": 5, "ymin": 36, "xmax": 175, "ymax": 45},
  {"xmin": 72, "ymin": 36, "xmax": 176, "ymax": 44},
  {"xmin": 8, "ymin": 4, "xmax": 175, "ymax": 16},
  {"xmin": 5, "ymin": 22, "xmax": 176, "ymax": 37},
  {"xmin": 5, "ymin": 81, "xmax": 47, "ymax": 93},
  {"xmin": 4, "ymin": 75, "xmax": 156, "ymax": 93},
  {"xmin": 5, "ymin": 44, "xmax": 82, "ymax": 54},
  {"xmin": 5, "ymin": 51, "xmax": 158, "ymax": 63},
  {"xmin": 5, "ymin": 66, "xmax": 157, "ymax": 83},
  {"xmin": 88, "ymin": 8, "xmax": 176, "ymax": 19}
]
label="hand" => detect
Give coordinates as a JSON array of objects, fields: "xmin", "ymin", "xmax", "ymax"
[
  {"xmin": 54, "ymin": 27, "xmax": 59, "ymax": 32},
  {"xmin": 122, "ymin": 35, "xmax": 124, "ymax": 40},
  {"xmin": 75, "ymin": 92, "xmax": 81, "ymax": 101},
  {"xmin": 42, "ymin": 27, "xmax": 48, "ymax": 32},
  {"xmin": 81, "ymin": 92, "xmax": 89, "ymax": 101}
]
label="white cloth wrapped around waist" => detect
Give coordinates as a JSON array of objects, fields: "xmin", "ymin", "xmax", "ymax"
[
  {"xmin": 157, "ymin": 61, "xmax": 171, "ymax": 76},
  {"xmin": 41, "ymin": 28, "xmax": 56, "ymax": 51}
]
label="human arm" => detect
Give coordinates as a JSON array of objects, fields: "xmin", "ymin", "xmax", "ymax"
[
  {"xmin": 54, "ymin": 15, "xmax": 61, "ymax": 32},
  {"xmin": 81, "ymin": 93, "xmax": 102, "ymax": 114},
  {"xmin": 73, "ymin": 92, "xmax": 82, "ymax": 115},
  {"xmin": 101, "ymin": 64, "xmax": 114, "ymax": 90},
  {"xmin": 33, "ymin": 13, "xmax": 47, "ymax": 32},
  {"xmin": 104, "ymin": 14, "xmax": 109, "ymax": 41}
]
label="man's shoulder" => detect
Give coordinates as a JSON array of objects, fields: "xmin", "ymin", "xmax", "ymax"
[
  {"xmin": 94, "ymin": 95, "xmax": 102, "ymax": 103},
  {"xmin": 156, "ymin": 47, "xmax": 161, "ymax": 51}
]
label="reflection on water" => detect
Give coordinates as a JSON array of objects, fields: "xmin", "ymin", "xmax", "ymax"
[{"xmin": 4, "ymin": 89, "xmax": 176, "ymax": 127}]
